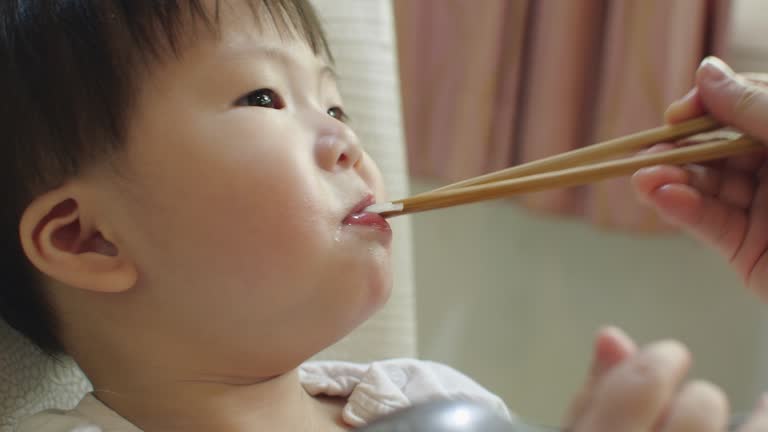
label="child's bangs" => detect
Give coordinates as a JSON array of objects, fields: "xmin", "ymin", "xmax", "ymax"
[
  {"xmin": 115, "ymin": 0, "xmax": 332, "ymax": 64},
  {"xmin": 241, "ymin": 0, "xmax": 332, "ymax": 60}
]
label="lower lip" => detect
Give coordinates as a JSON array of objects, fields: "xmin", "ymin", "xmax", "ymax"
[{"xmin": 343, "ymin": 212, "xmax": 392, "ymax": 233}]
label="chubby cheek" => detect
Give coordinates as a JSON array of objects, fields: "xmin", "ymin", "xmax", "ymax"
[
  {"xmin": 184, "ymin": 176, "xmax": 331, "ymax": 286},
  {"xmin": 114, "ymin": 121, "xmax": 392, "ymax": 346},
  {"xmin": 119, "ymin": 151, "xmax": 331, "ymax": 297}
]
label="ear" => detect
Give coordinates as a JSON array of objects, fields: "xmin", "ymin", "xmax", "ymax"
[{"xmin": 19, "ymin": 186, "xmax": 137, "ymax": 293}]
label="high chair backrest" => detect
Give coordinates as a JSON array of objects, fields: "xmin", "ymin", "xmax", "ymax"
[{"xmin": 0, "ymin": 1, "xmax": 414, "ymax": 429}]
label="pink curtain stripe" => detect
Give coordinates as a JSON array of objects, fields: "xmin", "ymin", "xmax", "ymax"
[{"xmin": 395, "ymin": 0, "xmax": 731, "ymax": 231}]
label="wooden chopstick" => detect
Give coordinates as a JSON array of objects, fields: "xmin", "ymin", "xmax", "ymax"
[
  {"xmin": 375, "ymin": 135, "xmax": 762, "ymax": 218},
  {"xmin": 419, "ymin": 115, "xmax": 721, "ymax": 195}
]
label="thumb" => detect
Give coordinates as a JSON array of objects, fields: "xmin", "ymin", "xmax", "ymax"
[{"xmin": 696, "ymin": 56, "xmax": 768, "ymax": 141}]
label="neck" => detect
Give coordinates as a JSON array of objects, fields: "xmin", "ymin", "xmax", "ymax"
[{"xmin": 80, "ymin": 354, "xmax": 328, "ymax": 432}]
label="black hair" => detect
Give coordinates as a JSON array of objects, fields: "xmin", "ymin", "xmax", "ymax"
[{"xmin": 0, "ymin": 0, "xmax": 330, "ymax": 356}]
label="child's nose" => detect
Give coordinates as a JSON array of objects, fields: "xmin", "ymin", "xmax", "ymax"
[{"xmin": 315, "ymin": 126, "xmax": 363, "ymax": 172}]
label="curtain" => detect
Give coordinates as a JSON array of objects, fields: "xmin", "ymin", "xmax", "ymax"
[{"xmin": 395, "ymin": 0, "xmax": 730, "ymax": 231}]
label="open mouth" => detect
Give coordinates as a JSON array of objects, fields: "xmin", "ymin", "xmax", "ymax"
[{"xmin": 343, "ymin": 194, "xmax": 392, "ymax": 232}]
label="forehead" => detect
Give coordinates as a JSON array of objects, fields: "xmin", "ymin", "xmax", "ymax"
[
  {"xmin": 161, "ymin": 6, "xmax": 331, "ymax": 88},
  {"xmin": 115, "ymin": 0, "xmax": 331, "ymax": 76},
  {"xmin": 155, "ymin": 0, "xmax": 331, "ymax": 73},
  {"xmin": 190, "ymin": 0, "xmax": 330, "ymax": 59}
]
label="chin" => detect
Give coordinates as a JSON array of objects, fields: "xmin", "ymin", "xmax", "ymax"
[
  {"xmin": 343, "ymin": 244, "xmax": 392, "ymax": 307},
  {"xmin": 366, "ymin": 253, "xmax": 392, "ymax": 304},
  {"xmin": 376, "ymin": 267, "xmax": 394, "ymax": 302},
  {"xmin": 363, "ymin": 265, "xmax": 393, "ymax": 317},
  {"xmin": 335, "ymin": 267, "xmax": 393, "ymax": 333}
]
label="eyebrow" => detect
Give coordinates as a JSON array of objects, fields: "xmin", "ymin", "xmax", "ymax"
[
  {"xmin": 320, "ymin": 64, "xmax": 339, "ymax": 81},
  {"xmin": 225, "ymin": 41, "xmax": 338, "ymax": 81}
]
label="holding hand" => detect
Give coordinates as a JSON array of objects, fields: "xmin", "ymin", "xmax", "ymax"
[
  {"xmin": 633, "ymin": 57, "xmax": 768, "ymax": 301},
  {"xmin": 566, "ymin": 327, "xmax": 768, "ymax": 431}
]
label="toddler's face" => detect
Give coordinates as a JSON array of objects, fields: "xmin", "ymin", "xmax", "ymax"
[{"xmin": 90, "ymin": 3, "xmax": 392, "ymax": 373}]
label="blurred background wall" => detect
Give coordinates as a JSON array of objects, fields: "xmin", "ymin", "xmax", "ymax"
[{"xmin": 398, "ymin": 0, "xmax": 768, "ymax": 424}]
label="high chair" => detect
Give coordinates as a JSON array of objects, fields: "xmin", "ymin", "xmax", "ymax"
[{"xmin": 0, "ymin": 1, "xmax": 416, "ymax": 429}]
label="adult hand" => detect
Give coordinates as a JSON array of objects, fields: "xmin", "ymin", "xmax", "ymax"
[
  {"xmin": 633, "ymin": 57, "xmax": 768, "ymax": 301},
  {"xmin": 565, "ymin": 327, "xmax": 730, "ymax": 431}
]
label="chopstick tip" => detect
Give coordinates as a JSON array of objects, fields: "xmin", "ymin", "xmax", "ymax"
[{"xmin": 365, "ymin": 202, "xmax": 404, "ymax": 214}]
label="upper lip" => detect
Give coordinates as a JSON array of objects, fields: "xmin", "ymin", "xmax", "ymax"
[{"xmin": 346, "ymin": 194, "xmax": 376, "ymax": 218}]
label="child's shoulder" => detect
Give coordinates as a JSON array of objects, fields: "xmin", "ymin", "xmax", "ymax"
[
  {"xmin": 300, "ymin": 358, "xmax": 512, "ymax": 427},
  {"xmin": 17, "ymin": 359, "xmax": 511, "ymax": 431}
]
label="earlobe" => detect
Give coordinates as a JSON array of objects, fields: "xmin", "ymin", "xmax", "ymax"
[{"xmin": 19, "ymin": 187, "xmax": 137, "ymax": 293}]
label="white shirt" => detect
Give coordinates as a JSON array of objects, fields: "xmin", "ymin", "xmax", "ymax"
[{"xmin": 18, "ymin": 359, "xmax": 512, "ymax": 431}]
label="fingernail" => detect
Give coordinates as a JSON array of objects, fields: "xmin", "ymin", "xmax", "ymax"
[
  {"xmin": 667, "ymin": 88, "xmax": 695, "ymax": 108},
  {"xmin": 599, "ymin": 325, "xmax": 629, "ymax": 341},
  {"xmin": 699, "ymin": 56, "xmax": 734, "ymax": 83},
  {"xmin": 680, "ymin": 87, "xmax": 697, "ymax": 101}
]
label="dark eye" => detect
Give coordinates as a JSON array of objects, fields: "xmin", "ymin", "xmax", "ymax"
[
  {"xmin": 235, "ymin": 88, "xmax": 284, "ymax": 109},
  {"xmin": 327, "ymin": 106, "xmax": 349, "ymax": 122}
]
